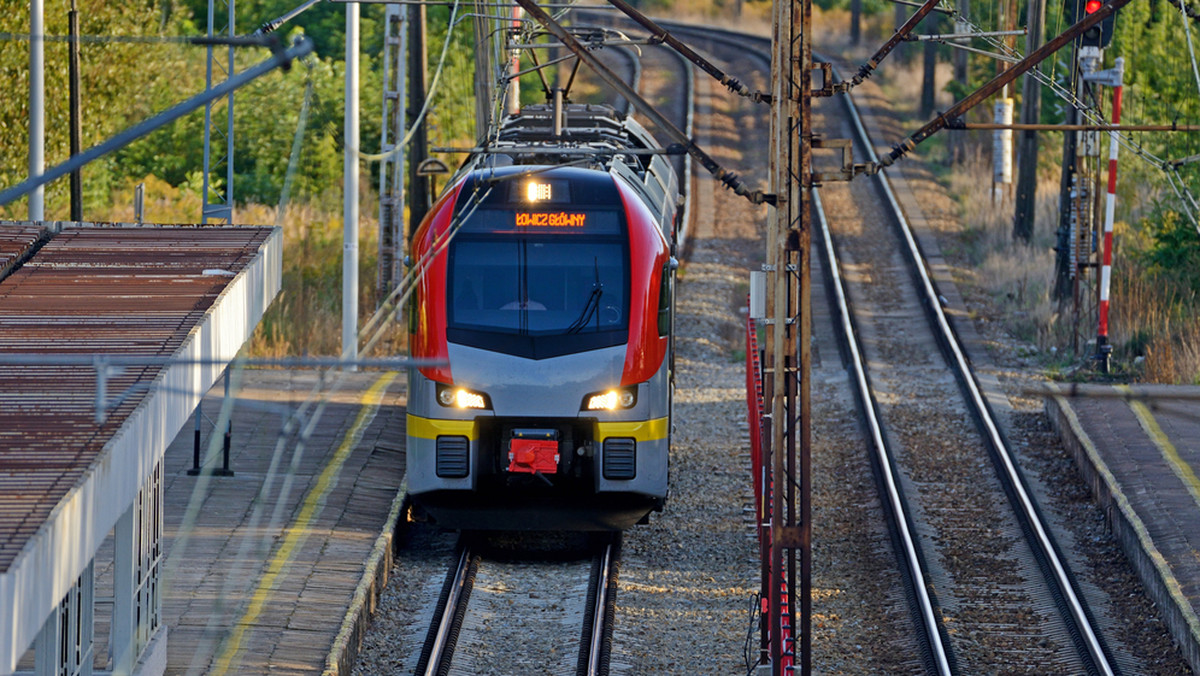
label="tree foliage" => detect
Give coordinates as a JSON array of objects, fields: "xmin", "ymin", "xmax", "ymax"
[{"xmin": 0, "ymin": 0, "xmax": 482, "ymax": 220}]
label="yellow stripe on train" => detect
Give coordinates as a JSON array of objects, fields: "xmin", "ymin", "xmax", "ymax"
[
  {"xmin": 407, "ymin": 415, "xmax": 478, "ymax": 440},
  {"xmin": 406, "ymin": 415, "xmax": 669, "ymax": 442},
  {"xmin": 595, "ymin": 418, "xmax": 669, "ymax": 442}
]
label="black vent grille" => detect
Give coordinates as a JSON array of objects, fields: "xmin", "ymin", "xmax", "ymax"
[
  {"xmin": 602, "ymin": 438, "xmax": 636, "ymax": 480},
  {"xmin": 436, "ymin": 436, "xmax": 470, "ymax": 478}
]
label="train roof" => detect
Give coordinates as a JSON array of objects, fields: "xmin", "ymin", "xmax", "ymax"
[{"xmin": 453, "ymin": 104, "xmax": 680, "ymax": 236}]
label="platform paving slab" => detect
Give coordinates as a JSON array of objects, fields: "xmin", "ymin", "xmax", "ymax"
[
  {"xmin": 153, "ymin": 369, "xmax": 407, "ymax": 675},
  {"xmin": 1047, "ymin": 384, "xmax": 1200, "ymax": 674}
]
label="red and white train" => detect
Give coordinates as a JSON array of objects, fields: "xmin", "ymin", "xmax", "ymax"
[{"xmin": 405, "ymin": 103, "xmax": 680, "ymax": 530}]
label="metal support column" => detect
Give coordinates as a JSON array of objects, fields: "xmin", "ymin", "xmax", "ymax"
[
  {"xmin": 110, "ymin": 462, "xmax": 164, "ymax": 675},
  {"xmin": 29, "ymin": 0, "xmax": 44, "ymax": 221},
  {"xmin": 202, "ymin": 0, "xmax": 235, "ymax": 224},
  {"xmin": 69, "ymin": 0, "xmax": 83, "ymax": 222},
  {"xmin": 764, "ymin": 0, "xmax": 811, "ymax": 671},
  {"xmin": 33, "ymin": 560, "xmax": 94, "ymax": 676},
  {"xmin": 343, "ymin": 1, "xmax": 361, "ymax": 366},
  {"xmin": 378, "ymin": 4, "xmax": 408, "ymax": 301},
  {"xmin": 407, "ymin": 3, "xmax": 431, "ymax": 237}
]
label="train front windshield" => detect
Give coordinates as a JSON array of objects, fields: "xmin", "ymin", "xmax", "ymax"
[{"xmin": 446, "ymin": 208, "xmax": 630, "ymax": 358}]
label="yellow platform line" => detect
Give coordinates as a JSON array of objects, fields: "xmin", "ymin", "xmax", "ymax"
[
  {"xmin": 212, "ymin": 371, "xmax": 398, "ymax": 675},
  {"xmin": 1118, "ymin": 384, "xmax": 1200, "ymax": 512},
  {"xmin": 1051, "ymin": 387, "xmax": 1200, "ymax": 645}
]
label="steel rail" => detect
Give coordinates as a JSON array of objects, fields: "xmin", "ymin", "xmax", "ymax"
[
  {"xmin": 599, "ymin": 0, "xmax": 768, "ymax": 102},
  {"xmin": 514, "ymin": 0, "xmax": 768, "ymax": 205},
  {"xmin": 570, "ymin": 9, "xmax": 694, "ymax": 255},
  {"xmin": 835, "ymin": 59, "xmax": 1118, "ymax": 676},
  {"xmin": 584, "ymin": 538, "xmax": 617, "ymax": 676},
  {"xmin": 655, "ymin": 19, "xmax": 1117, "ymax": 673},
  {"xmin": 611, "ymin": 44, "xmax": 642, "ymax": 117},
  {"xmin": 811, "ymin": 189, "xmax": 953, "ymax": 676},
  {"xmin": 421, "ymin": 546, "xmax": 474, "ymax": 676}
]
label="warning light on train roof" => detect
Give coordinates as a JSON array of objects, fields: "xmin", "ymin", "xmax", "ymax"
[{"xmin": 526, "ymin": 181, "xmax": 553, "ymax": 202}]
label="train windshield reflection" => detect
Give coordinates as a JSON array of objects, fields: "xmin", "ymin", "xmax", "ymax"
[{"xmin": 448, "ymin": 237, "xmax": 628, "ymax": 337}]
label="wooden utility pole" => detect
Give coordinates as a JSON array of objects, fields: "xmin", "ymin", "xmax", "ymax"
[
  {"xmin": 1013, "ymin": 0, "xmax": 1047, "ymax": 241},
  {"xmin": 921, "ymin": 14, "xmax": 939, "ymax": 118},
  {"xmin": 408, "ymin": 3, "xmax": 431, "ymax": 238},
  {"xmin": 851, "ymin": 0, "xmax": 861, "ymax": 45}
]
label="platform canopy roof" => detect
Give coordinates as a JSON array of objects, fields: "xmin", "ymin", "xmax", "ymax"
[{"xmin": 0, "ymin": 222, "xmax": 281, "ymax": 672}]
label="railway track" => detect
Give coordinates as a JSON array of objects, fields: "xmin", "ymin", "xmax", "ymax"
[
  {"xmin": 357, "ymin": 17, "xmax": 1185, "ymax": 675},
  {"xmin": 814, "ymin": 54, "xmax": 1122, "ymax": 675},
  {"xmin": 415, "ymin": 532, "xmax": 620, "ymax": 676},
  {"xmin": 661, "ymin": 21, "xmax": 1127, "ymax": 674}
]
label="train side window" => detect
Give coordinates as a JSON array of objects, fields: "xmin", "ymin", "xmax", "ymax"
[{"xmin": 657, "ymin": 262, "xmax": 672, "ymax": 337}]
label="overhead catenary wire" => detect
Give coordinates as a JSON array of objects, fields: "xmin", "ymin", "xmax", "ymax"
[
  {"xmin": 359, "ymin": 3, "xmax": 590, "ymax": 354},
  {"xmin": 951, "ymin": 8, "xmax": 1200, "ymax": 234},
  {"xmin": 0, "ymin": 30, "xmax": 282, "ymax": 48}
]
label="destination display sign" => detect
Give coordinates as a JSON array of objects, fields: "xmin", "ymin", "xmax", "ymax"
[{"xmin": 514, "ymin": 212, "xmax": 587, "ymax": 228}]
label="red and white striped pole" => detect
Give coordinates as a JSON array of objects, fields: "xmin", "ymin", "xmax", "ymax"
[{"xmin": 1094, "ymin": 57, "xmax": 1124, "ymax": 373}]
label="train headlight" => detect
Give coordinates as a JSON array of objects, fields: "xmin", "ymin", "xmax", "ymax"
[
  {"xmin": 437, "ymin": 384, "xmax": 491, "ymax": 410},
  {"xmin": 583, "ymin": 386, "xmax": 637, "ymax": 411}
]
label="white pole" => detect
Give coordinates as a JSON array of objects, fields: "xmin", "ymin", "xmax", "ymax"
[
  {"xmin": 343, "ymin": 2, "xmax": 360, "ymax": 368},
  {"xmin": 29, "ymin": 0, "xmax": 45, "ymax": 221}
]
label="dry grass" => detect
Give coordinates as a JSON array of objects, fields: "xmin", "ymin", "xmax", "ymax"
[
  {"xmin": 239, "ymin": 196, "xmax": 411, "ymax": 360},
  {"xmin": 948, "ymin": 148, "xmax": 1200, "ymax": 384},
  {"xmin": 949, "ymin": 150, "xmax": 1069, "ymax": 351},
  {"xmin": 1112, "ymin": 262, "xmax": 1200, "ymax": 384}
]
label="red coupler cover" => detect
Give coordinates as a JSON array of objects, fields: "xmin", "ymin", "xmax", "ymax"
[{"xmin": 508, "ymin": 438, "xmax": 559, "ymax": 474}]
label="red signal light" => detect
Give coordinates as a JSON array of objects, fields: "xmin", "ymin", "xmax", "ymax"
[{"xmin": 1085, "ymin": 0, "xmax": 1102, "ymax": 12}]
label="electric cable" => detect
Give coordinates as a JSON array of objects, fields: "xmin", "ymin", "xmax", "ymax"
[
  {"xmin": 952, "ymin": 9, "xmax": 1200, "ymax": 232},
  {"xmin": 357, "ymin": 0, "xmax": 463, "ymax": 163}
]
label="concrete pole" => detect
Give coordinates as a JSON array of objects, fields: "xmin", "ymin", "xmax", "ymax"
[
  {"xmin": 343, "ymin": 2, "xmax": 360, "ymax": 367},
  {"xmin": 29, "ymin": 0, "xmax": 45, "ymax": 221}
]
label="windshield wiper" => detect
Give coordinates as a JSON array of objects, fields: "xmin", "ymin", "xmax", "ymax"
[{"xmin": 566, "ymin": 258, "xmax": 603, "ymax": 334}]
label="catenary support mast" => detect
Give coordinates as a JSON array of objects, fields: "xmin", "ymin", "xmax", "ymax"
[{"xmin": 764, "ymin": 0, "xmax": 811, "ymax": 671}]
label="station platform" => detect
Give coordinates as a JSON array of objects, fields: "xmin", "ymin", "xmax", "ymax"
[
  {"xmin": 1046, "ymin": 385, "xmax": 1200, "ymax": 674},
  {"xmin": 148, "ymin": 369, "xmax": 407, "ymax": 675}
]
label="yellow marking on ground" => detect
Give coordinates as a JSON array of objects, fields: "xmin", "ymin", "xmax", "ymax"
[
  {"xmin": 212, "ymin": 371, "xmax": 398, "ymax": 676},
  {"xmin": 1119, "ymin": 384, "xmax": 1200, "ymax": 511},
  {"xmin": 1051, "ymin": 387, "xmax": 1200, "ymax": 646}
]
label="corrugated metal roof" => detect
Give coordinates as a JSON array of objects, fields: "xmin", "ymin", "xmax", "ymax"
[
  {"xmin": 0, "ymin": 225, "xmax": 46, "ymax": 279},
  {"xmin": 0, "ymin": 225, "xmax": 274, "ymax": 572}
]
